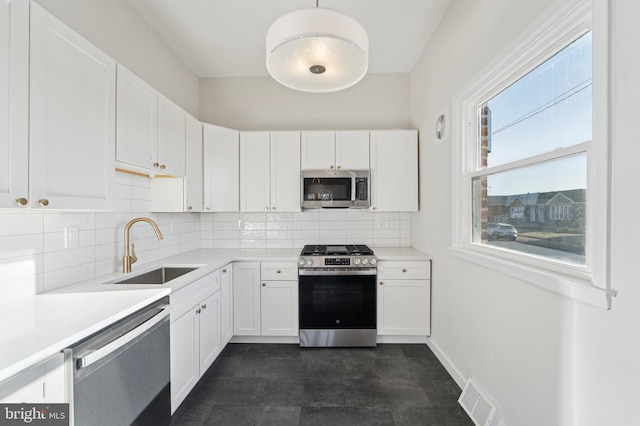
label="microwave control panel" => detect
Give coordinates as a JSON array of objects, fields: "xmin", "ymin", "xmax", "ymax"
[{"xmin": 356, "ymin": 178, "xmax": 368, "ymax": 201}]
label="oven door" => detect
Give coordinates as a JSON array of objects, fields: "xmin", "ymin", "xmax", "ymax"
[{"xmin": 298, "ymin": 269, "xmax": 377, "ymax": 347}]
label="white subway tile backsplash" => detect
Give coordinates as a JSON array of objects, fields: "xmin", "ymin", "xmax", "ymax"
[{"xmin": 1, "ymin": 169, "xmax": 412, "ymax": 297}]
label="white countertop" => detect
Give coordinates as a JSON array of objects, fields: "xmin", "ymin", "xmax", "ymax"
[{"xmin": 0, "ymin": 247, "xmax": 430, "ymax": 383}]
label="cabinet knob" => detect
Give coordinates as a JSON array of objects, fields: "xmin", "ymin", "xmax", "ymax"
[
  {"xmin": 160, "ymin": 164, "xmax": 166, "ymax": 170},
  {"xmin": 271, "ymin": 206, "xmax": 276, "ymax": 211},
  {"xmin": 206, "ymin": 207, "xmax": 212, "ymax": 211},
  {"xmin": 264, "ymin": 207, "xmax": 269, "ymax": 211},
  {"xmin": 330, "ymin": 165, "xmax": 334, "ymax": 169},
  {"xmin": 372, "ymin": 207, "xmax": 377, "ymax": 210},
  {"xmin": 262, "ymin": 283, "xmax": 266, "ymax": 287},
  {"xmin": 379, "ymin": 281, "xmax": 384, "ymax": 286},
  {"xmin": 153, "ymin": 162, "xmax": 160, "ymax": 168},
  {"xmin": 202, "ymin": 304, "xmax": 207, "ymax": 309},
  {"xmin": 196, "ymin": 308, "xmax": 201, "ymax": 314},
  {"xmin": 337, "ymin": 165, "xmax": 342, "ymax": 169},
  {"xmin": 38, "ymin": 199, "xmax": 49, "ymax": 207},
  {"xmin": 402, "ymin": 269, "xmax": 407, "ymax": 273},
  {"xmin": 15, "ymin": 198, "xmax": 28, "ymax": 206},
  {"xmin": 276, "ymin": 270, "xmax": 281, "ymax": 274},
  {"xmin": 187, "ymin": 206, "xmax": 192, "ymax": 211},
  {"xmin": 222, "ymin": 269, "xmax": 227, "ymax": 273}
]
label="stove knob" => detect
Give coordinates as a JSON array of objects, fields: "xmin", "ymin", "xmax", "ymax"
[
  {"xmin": 354, "ymin": 258, "xmax": 361, "ymax": 265},
  {"xmin": 362, "ymin": 258, "xmax": 369, "ymax": 265},
  {"xmin": 370, "ymin": 258, "xmax": 377, "ymax": 266},
  {"xmin": 306, "ymin": 259, "xmax": 314, "ymax": 266},
  {"xmin": 299, "ymin": 258, "xmax": 306, "ymax": 267}
]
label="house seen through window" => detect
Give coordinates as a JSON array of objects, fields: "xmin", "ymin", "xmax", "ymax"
[{"xmin": 471, "ymin": 30, "xmax": 592, "ymax": 266}]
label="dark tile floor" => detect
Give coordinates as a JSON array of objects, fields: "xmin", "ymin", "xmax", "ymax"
[{"xmin": 170, "ymin": 343, "xmax": 474, "ymax": 426}]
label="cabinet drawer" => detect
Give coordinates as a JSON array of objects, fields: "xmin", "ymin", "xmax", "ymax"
[
  {"xmin": 261, "ymin": 262, "xmax": 298, "ymax": 281},
  {"xmin": 377, "ymin": 261, "xmax": 431, "ymax": 280},
  {"xmin": 171, "ymin": 269, "xmax": 220, "ymax": 321}
]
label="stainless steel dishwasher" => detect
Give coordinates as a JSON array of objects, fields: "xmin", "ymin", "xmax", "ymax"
[{"xmin": 64, "ymin": 297, "xmax": 170, "ymax": 426}]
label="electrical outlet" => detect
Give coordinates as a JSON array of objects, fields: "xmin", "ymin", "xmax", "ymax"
[{"xmin": 64, "ymin": 227, "xmax": 79, "ymax": 248}]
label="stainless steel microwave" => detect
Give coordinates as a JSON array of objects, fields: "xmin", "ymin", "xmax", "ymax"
[{"xmin": 301, "ymin": 170, "xmax": 370, "ymax": 209}]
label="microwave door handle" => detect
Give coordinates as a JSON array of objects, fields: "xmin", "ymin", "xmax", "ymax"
[{"xmin": 351, "ymin": 178, "xmax": 356, "ymax": 201}]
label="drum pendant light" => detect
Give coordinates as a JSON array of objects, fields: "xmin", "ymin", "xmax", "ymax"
[{"xmin": 266, "ymin": 1, "xmax": 369, "ymax": 93}]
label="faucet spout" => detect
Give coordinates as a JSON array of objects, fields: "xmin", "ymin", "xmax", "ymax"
[{"xmin": 123, "ymin": 217, "xmax": 163, "ymax": 273}]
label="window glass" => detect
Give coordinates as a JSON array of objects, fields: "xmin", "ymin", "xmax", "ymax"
[
  {"xmin": 481, "ymin": 31, "xmax": 592, "ymax": 168},
  {"xmin": 472, "ymin": 154, "xmax": 587, "ymax": 265}
]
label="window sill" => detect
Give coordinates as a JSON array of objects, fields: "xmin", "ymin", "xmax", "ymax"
[{"xmin": 450, "ymin": 246, "xmax": 613, "ymax": 309}]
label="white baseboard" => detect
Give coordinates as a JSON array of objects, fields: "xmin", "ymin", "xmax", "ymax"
[
  {"xmin": 425, "ymin": 336, "xmax": 467, "ymax": 389},
  {"xmin": 230, "ymin": 336, "xmax": 299, "ymax": 344}
]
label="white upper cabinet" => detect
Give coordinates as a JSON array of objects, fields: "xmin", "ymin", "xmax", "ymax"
[
  {"xmin": 301, "ymin": 130, "xmax": 369, "ymax": 170},
  {"xmin": 240, "ymin": 131, "xmax": 300, "ymax": 213},
  {"xmin": 116, "ymin": 65, "xmax": 156, "ymax": 172},
  {"xmin": 157, "ymin": 94, "xmax": 186, "ymax": 176},
  {"xmin": 29, "ymin": 3, "xmax": 115, "ymax": 209},
  {"xmin": 370, "ymin": 130, "xmax": 419, "ymax": 212},
  {"xmin": 203, "ymin": 124, "xmax": 239, "ymax": 212},
  {"xmin": 0, "ymin": 0, "xmax": 28, "ymax": 208},
  {"xmin": 336, "ymin": 131, "xmax": 370, "ymax": 170},
  {"xmin": 116, "ymin": 65, "xmax": 185, "ymax": 177},
  {"xmin": 270, "ymin": 131, "xmax": 301, "ymax": 213},
  {"xmin": 184, "ymin": 114, "xmax": 203, "ymax": 212}
]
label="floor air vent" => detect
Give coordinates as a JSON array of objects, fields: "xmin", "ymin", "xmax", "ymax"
[{"xmin": 458, "ymin": 378, "xmax": 497, "ymax": 426}]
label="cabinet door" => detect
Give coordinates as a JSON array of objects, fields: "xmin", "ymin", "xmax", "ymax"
[
  {"xmin": 157, "ymin": 94, "xmax": 186, "ymax": 176},
  {"xmin": 199, "ymin": 291, "xmax": 221, "ymax": 374},
  {"xmin": 184, "ymin": 114, "xmax": 203, "ymax": 212},
  {"xmin": 270, "ymin": 131, "xmax": 301, "ymax": 212},
  {"xmin": 0, "ymin": 353, "xmax": 64, "ymax": 403},
  {"xmin": 0, "ymin": 0, "xmax": 28, "ymax": 208},
  {"xmin": 377, "ymin": 279, "xmax": 430, "ymax": 336},
  {"xmin": 261, "ymin": 280, "xmax": 299, "ymax": 336},
  {"xmin": 170, "ymin": 308, "xmax": 199, "ymax": 412},
  {"xmin": 233, "ymin": 262, "xmax": 261, "ymax": 336},
  {"xmin": 30, "ymin": 3, "xmax": 115, "ymax": 210},
  {"xmin": 116, "ymin": 65, "xmax": 157, "ymax": 170},
  {"xmin": 301, "ymin": 131, "xmax": 335, "ymax": 170},
  {"xmin": 240, "ymin": 132, "xmax": 270, "ymax": 212},
  {"xmin": 336, "ymin": 131, "xmax": 370, "ymax": 170},
  {"xmin": 370, "ymin": 130, "xmax": 418, "ymax": 212},
  {"xmin": 204, "ymin": 124, "xmax": 239, "ymax": 212},
  {"xmin": 220, "ymin": 264, "xmax": 234, "ymax": 345}
]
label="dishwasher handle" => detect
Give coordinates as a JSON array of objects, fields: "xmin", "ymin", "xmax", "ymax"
[{"xmin": 76, "ymin": 306, "xmax": 169, "ymax": 369}]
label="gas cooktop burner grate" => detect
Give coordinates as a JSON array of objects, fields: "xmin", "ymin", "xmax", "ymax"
[{"xmin": 300, "ymin": 244, "xmax": 374, "ymax": 256}]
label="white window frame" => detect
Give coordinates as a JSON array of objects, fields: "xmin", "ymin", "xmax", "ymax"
[{"xmin": 451, "ymin": 0, "xmax": 613, "ymax": 308}]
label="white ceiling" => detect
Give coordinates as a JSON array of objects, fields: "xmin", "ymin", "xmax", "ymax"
[{"xmin": 127, "ymin": 0, "xmax": 452, "ymax": 78}]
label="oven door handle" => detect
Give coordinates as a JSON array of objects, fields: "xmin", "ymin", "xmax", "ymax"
[
  {"xmin": 298, "ymin": 268, "xmax": 377, "ymax": 276},
  {"xmin": 75, "ymin": 307, "xmax": 169, "ymax": 369}
]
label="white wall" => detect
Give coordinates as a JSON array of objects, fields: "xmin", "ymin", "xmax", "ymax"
[
  {"xmin": 33, "ymin": 0, "xmax": 199, "ymax": 117},
  {"xmin": 199, "ymin": 74, "xmax": 411, "ymax": 130},
  {"xmin": 410, "ymin": 0, "xmax": 640, "ymax": 424}
]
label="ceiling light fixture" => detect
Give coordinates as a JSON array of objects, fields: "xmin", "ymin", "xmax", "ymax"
[{"xmin": 266, "ymin": 0, "xmax": 369, "ymax": 93}]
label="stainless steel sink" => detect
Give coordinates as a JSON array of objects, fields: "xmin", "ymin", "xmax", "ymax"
[{"xmin": 110, "ymin": 267, "xmax": 199, "ymax": 285}]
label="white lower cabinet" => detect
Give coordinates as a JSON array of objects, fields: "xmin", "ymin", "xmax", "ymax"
[
  {"xmin": 0, "ymin": 353, "xmax": 65, "ymax": 403},
  {"xmin": 220, "ymin": 264, "xmax": 234, "ymax": 345},
  {"xmin": 233, "ymin": 262, "xmax": 298, "ymax": 337},
  {"xmin": 377, "ymin": 261, "xmax": 431, "ymax": 336},
  {"xmin": 260, "ymin": 263, "xmax": 298, "ymax": 336},
  {"xmin": 170, "ymin": 269, "xmax": 222, "ymax": 412}
]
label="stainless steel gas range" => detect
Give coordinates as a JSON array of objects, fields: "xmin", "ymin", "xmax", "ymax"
[{"xmin": 298, "ymin": 244, "xmax": 377, "ymax": 347}]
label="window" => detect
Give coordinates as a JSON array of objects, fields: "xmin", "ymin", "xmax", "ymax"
[{"xmin": 452, "ymin": 0, "xmax": 611, "ymax": 308}]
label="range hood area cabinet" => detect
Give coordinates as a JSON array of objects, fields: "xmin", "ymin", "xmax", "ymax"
[
  {"xmin": 240, "ymin": 131, "xmax": 301, "ymax": 213},
  {"xmin": 116, "ymin": 65, "xmax": 186, "ymax": 177},
  {"xmin": 1, "ymin": 1, "xmax": 115, "ymax": 210},
  {"xmin": 301, "ymin": 130, "xmax": 370, "ymax": 171}
]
